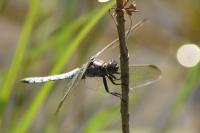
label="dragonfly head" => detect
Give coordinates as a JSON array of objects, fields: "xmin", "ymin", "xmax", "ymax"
[{"xmin": 106, "ymin": 59, "xmax": 119, "ymax": 74}]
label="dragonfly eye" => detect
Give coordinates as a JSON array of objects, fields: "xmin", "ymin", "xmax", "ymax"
[{"xmin": 107, "ymin": 59, "xmax": 119, "ymax": 73}]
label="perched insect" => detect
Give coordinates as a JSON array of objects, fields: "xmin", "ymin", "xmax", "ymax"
[{"xmin": 21, "ymin": 20, "xmax": 161, "ymax": 114}]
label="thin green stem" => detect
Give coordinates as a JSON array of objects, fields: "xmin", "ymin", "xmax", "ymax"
[{"xmin": 0, "ymin": 0, "xmax": 39, "ymax": 113}]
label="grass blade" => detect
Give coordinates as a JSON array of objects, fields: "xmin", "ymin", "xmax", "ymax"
[
  {"xmin": 29, "ymin": 13, "xmax": 92, "ymax": 61},
  {"xmin": 13, "ymin": 1, "xmax": 115, "ymax": 133},
  {"xmin": 161, "ymin": 63, "xmax": 200, "ymax": 132},
  {"xmin": 0, "ymin": 0, "xmax": 39, "ymax": 113}
]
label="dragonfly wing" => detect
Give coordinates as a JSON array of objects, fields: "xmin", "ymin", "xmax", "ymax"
[
  {"xmin": 21, "ymin": 68, "xmax": 80, "ymax": 84},
  {"xmin": 55, "ymin": 60, "xmax": 92, "ymax": 114},
  {"xmin": 55, "ymin": 70, "xmax": 81, "ymax": 114},
  {"xmin": 82, "ymin": 64, "xmax": 161, "ymax": 94},
  {"xmin": 94, "ymin": 20, "xmax": 145, "ymax": 58},
  {"xmin": 129, "ymin": 64, "xmax": 161, "ymax": 89},
  {"xmin": 55, "ymin": 68, "xmax": 81, "ymax": 114}
]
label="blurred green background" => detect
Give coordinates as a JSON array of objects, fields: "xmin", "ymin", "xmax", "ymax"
[{"xmin": 0, "ymin": 0, "xmax": 199, "ymax": 133}]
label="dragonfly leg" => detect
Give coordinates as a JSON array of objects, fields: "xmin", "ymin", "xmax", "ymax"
[
  {"xmin": 107, "ymin": 74, "xmax": 128, "ymax": 87},
  {"xmin": 102, "ymin": 76, "xmax": 121, "ymax": 98},
  {"xmin": 110, "ymin": 74, "xmax": 121, "ymax": 80},
  {"xmin": 106, "ymin": 74, "xmax": 121, "ymax": 85}
]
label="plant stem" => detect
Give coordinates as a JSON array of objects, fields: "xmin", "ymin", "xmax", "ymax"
[{"xmin": 116, "ymin": 0, "xmax": 130, "ymax": 133}]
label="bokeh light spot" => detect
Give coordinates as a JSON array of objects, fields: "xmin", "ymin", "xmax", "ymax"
[
  {"xmin": 98, "ymin": 0, "xmax": 111, "ymax": 3},
  {"xmin": 177, "ymin": 44, "xmax": 200, "ymax": 67}
]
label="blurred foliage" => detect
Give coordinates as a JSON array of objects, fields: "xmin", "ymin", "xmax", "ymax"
[
  {"xmin": 0, "ymin": 0, "xmax": 200, "ymax": 133},
  {"xmin": 0, "ymin": 0, "xmax": 6, "ymax": 12},
  {"xmin": 0, "ymin": 0, "xmax": 40, "ymax": 114},
  {"xmin": 161, "ymin": 63, "xmax": 200, "ymax": 133},
  {"xmin": 84, "ymin": 106, "xmax": 119, "ymax": 133},
  {"xmin": 84, "ymin": 90, "xmax": 143, "ymax": 132},
  {"xmin": 13, "ymin": 1, "xmax": 115, "ymax": 133}
]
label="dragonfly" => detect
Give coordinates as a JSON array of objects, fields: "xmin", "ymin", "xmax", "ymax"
[{"xmin": 21, "ymin": 20, "xmax": 161, "ymax": 114}]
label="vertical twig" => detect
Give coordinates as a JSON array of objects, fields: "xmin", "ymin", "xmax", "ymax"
[{"xmin": 115, "ymin": 0, "xmax": 130, "ymax": 133}]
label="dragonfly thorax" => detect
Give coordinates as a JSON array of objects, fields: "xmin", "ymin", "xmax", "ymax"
[{"xmin": 84, "ymin": 59, "xmax": 119, "ymax": 77}]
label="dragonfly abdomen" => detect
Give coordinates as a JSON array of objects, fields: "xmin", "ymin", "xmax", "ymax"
[{"xmin": 21, "ymin": 68, "xmax": 80, "ymax": 84}]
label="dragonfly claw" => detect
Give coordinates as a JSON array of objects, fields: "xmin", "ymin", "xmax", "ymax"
[{"xmin": 110, "ymin": 92, "xmax": 122, "ymax": 98}]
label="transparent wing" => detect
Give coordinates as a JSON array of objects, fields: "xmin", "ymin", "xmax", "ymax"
[
  {"xmin": 55, "ymin": 60, "xmax": 92, "ymax": 114},
  {"xmin": 129, "ymin": 64, "xmax": 161, "ymax": 89},
  {"xmin": 94, "ymin": 19, "xmax": 145, "ymax": 58},
  {"xmin": 81, "ymin": 64, "xmax": 161, "ymax": 94},
  {"xmin": 83, "ymin": 77, "xmax": 106, "ymax": 93},
  {"xmin": 55, "ymin": 69, "xmax": 82, "ymax": 114}
]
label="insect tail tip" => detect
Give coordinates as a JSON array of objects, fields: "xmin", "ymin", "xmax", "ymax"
[{"xmin": 20, "ymin": 78, "xmax": 29, "ymax": 83}]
